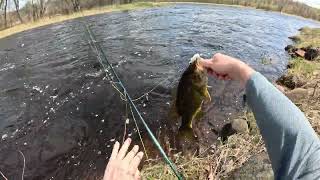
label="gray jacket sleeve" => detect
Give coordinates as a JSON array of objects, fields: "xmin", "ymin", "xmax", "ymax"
[{"xmin": 245, "ymin": 72, "xmax": 320, "ymax": 180}]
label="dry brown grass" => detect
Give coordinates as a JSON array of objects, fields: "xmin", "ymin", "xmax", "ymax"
[
  {"xmin": 285, "ymin": 27, "xmax": 320, "ymax": 83},
  {"xmin": 141, "ymin": 112, "xmax": 265, "ymax": 179},
  {"xmin": 285, "ymin": 28, "xmax": 320, "ymax": 135},
  {"xmin": 288, "ymin": 57, "xmax": 319, "ymax": 78},
  {"xmin": 291, "ymin": 27, "xmax": 320, "ymax": 48}
]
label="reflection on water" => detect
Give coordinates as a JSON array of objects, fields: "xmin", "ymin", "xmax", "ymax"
[{"xmin": 0, "ymin": 3, "xmax": 318, "ymax": 179}]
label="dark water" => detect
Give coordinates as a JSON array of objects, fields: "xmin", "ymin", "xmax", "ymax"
[{"xmin": 0, "ymin": 4, "xmax": 318, "ymax": 179}]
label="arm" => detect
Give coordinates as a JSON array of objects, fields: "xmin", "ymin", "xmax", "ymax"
[
  {"xmin": 200, "ymin": 53, "xmax": 320, "ymax": 179},
  {"xmin": 246, "ymin": 72, "xmax": 320, "ymax": 179}
]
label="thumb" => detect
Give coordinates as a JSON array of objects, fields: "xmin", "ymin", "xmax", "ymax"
[{"xmin": 199, "ymin": 58, "xmax": 214, "ymax": 69}]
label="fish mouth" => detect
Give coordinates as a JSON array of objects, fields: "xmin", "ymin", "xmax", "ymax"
[
  {"xmin": 190, "ymin": 53, "xmax": 206, "ymax": 72},
  {"xmin": 189, "ymin": 53, "xmax": 201, "ymax": 64},
  {"xmin": 196, "ymin": 61, "xmax": 206, "ymax": 72}
]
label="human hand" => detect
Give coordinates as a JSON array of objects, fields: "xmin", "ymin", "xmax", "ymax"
[
  {"xmin": 199, "ymin": 53, "xmax": 255, "ymax": 86},
  {"xmin": 103, "ymin": 138, "xmax": 144, "ymax": 180}
]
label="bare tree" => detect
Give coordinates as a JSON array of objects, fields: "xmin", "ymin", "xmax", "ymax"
[
  {"xmin": 31, "ymin": 0, "xmax": 38, "ymax": 21},
  {"xmin": 3, "ymin": 0, "xmax": 7, "ymax": 28},
  {"xmin": 0, "ymin": 0, "xmax": 3, "ymax": 20},
  {"xmin": 38, "ymin": 0, "xmax": 47, "ymax": 17},
  {"xmin": 13, "ymin": 0, "xmax": 24, "ymax": 23},
  {"xmin": 63, "ymin": 0, "xmax": 80, "ymax": 13},
  {"xmin": 278, "ymin": 0, "xmax": 289, "ymax": 12},
  {"xmin": 70, "ymin": 0, "xmax": 80, "ymax": 12},
  {"xmin": 0, "ymin": 0, "xmax": 3, "ymax": 28}
]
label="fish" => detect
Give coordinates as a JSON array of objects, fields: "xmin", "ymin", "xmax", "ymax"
[{"xmin": 175, "ymin": 54, "xmax": 211, "ymax": 131}]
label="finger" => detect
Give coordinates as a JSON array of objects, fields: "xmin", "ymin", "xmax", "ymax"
[
  {"xmin": 221, "ymin": 74, "xmax": 228, "ymax": 80},
  {"xmin": 224, "ymin": 75, "xmax": 232, "ymax": 80},
  {"xmin": 129, "ymin": 152, "xmax": 144, "ymax": 173},
  {"xmin": 116, "ymin": 138, "xmax": 131, "ymax": 160},
  {"xmin": 109, "ymin": 141, "xmax": 120, "ymax": 161},
  {"xmin": 199, "ymin": 59, "xmax": 213, "ymax": 69},
  {"xmin": 213, "ymin": 53, "xmax": 223, "ymax": 61},
  {"xmin": 222, "ymin": 77, "xmax": 229, "ymax": 80},
  {"xmin": 211, "ymin": 72, "xmax": 218, "ymax": 78},
  {"xmin": 135, "ymin": 170, "xmax": 141, "ymax": 180},
  {"xmin": 218, "ymin": 75, "xmax": 224, "ymax": 80},
  {"xmin": 207, "ymin": 70, "xmax": 216, "ymax": 77},
  {"xmin": 123, "ymin": 145, "xmax": 139, "ymax": 163}
]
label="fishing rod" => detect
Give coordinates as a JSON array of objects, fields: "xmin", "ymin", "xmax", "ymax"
[{"xmin": 82, "ymin": 22, "xmax": 184, "ymax": 179}]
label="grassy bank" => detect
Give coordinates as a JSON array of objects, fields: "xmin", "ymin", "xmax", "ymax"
[
  {"xmin": 1, "ymin": 0, "xmax": 319, "ymax": 39},
  {"xmin": 285, "ymin": 28, "xmax": 320, "ymax": 133},
  {"xmin": 288, "ymin": 57, "xmax": 319, "ymax": 77},
  {"xmin": 0, "ymin": 2, "xmax": 167, "ymax": 39},
  {"xmin": 142, "ymin": 28, "xmax": 320, "ymax": 179},
  {"xmin": 290, "ymin": 27, "xmax": 320, "ymax": 48},
  {"xmin": 286, "ymin": 28, "xmax": 320, "ymax": 77},
  {"xmin": 141, "ymin": 114, "xmax": 264, "ymax": 179}
]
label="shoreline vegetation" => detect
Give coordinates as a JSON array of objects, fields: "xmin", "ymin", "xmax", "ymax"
[
  {"xmin": 162, "ymin": 0, "xmax": 320, "ymax": 20},
  {"xmin": 141, "ymin": 28, "xmax": 320, "ymax": 179},
  {"xmin": 0, "ymin": 0, "xmax": 319, "ymax": 39},
  {"xmin": 0, "ymin": 2, "xmax": 167, "ymax": 39}
]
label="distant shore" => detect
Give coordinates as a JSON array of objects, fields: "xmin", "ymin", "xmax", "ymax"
[
  {"xmin": 0, "ymin": 2, "xmax": 168, "ymax": 39},
  {"xmin": 169, "ymin": 1, "xmax": 319, "ymax": 21},
  {"xmin": 0, "ymin": 1, "xmax": 319, "ymax": 40}
]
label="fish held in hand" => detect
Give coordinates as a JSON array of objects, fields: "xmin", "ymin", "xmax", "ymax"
[{"xmin": 175, "ymin": 54, "xmax": 211, "ymax": 131}]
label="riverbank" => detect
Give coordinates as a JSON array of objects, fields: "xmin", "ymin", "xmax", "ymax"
[
  {"xmin": 141, "ymin": 28, "xmax": 320, "ymax": 179},
  {"xmin": 277, "ymin": 28, "xmax": 320, "ymax": 133},
  {"xmin": 0, "ymin": 2, "xmax": 167, "ymax": 39},
  {"xmin": 1, "ymin": 1, "xmax": 319, "ymax": 40},
  {"xmin": 160, "ymin": 0, "xmax": 320, "ymax": 21}
]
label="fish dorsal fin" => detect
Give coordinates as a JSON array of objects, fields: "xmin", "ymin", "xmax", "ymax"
[{"xmin": 189, "ymin": 53, "xmax": 201, "ymax": 64}]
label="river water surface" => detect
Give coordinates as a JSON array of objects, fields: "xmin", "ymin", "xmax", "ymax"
[{"xmin": 0, "ymin": 3, "xmax": 318, "ymax": 179}]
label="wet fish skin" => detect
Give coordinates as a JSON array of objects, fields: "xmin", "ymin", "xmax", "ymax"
[{"xmin": 175, "ymin": 58, "xmax": 211, "ymax": 130}]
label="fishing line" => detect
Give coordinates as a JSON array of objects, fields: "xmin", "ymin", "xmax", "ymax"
[
  {"xmin": 131, "ymin": 76, "xmax": 171, "ymax": 101},
  {"xmin": 79, "ymin": 9, "xmax": 183, "ymax": 179},
  {"xmin": 129, "ymin": 101, "xmax": 149, "ymax": 159}
]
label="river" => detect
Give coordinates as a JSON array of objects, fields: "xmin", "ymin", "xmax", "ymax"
[{"xmin": 0, "ymin": 3, "xmax": 318, "ymax": 179}]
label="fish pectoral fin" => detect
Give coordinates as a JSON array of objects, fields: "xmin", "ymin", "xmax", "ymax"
[
  {"xmin": 191, "ymin": 107, "xmax": 202, "ymax": 128},
  {"xmin": 204, "ymin": 88, "xmax": 211, "ymax": 102},
  {"xmin": 195, "ymin": 109, "xmax": 204, "ymax": 119},
  {"xmin": 200, "ymin": 87, "xmax": 211, "ymax": 102}
]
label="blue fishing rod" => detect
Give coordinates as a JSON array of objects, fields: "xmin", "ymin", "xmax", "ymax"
[{"xmin": 82, "ymin": 22, "xmax": 184, "ymax": 180}]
